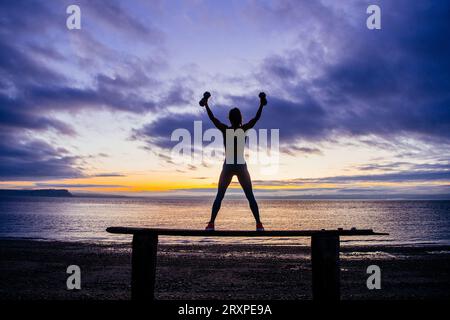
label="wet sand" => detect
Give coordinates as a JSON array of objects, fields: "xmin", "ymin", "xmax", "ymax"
[{"xmin": 0, "ymin": 239, "xmax": 449, "ymax": 300}]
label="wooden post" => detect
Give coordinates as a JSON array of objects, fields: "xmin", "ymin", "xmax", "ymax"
[
  {"xmin": 311, "ymin": 234, "xmax": 340, "ymax": 301},
  {"xmin": 131, "ymin": 233, "xmax": 158, "ymax": 301}
]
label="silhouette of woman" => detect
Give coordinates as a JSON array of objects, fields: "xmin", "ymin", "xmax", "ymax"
[{"xmin": 201, "ymin": 92, "xmax": 267, "ymax": 231}]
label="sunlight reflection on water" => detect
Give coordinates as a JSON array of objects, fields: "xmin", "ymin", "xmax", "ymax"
[{"xmin": 0, "ymin": 197, "xmax": 449, "ymax": 246}]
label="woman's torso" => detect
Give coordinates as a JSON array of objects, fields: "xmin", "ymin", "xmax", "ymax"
[{"xmin": 220, "ymin": 126, "xmax": 248, "ymax": 165}]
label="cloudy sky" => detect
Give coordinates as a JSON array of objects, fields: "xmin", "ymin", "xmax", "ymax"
[{"xmin": 0, "ymin": 0, "xmax": 449, "ymax": 198}]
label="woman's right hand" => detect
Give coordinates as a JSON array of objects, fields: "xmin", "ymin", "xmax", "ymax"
[
  {"xmin": 199, "ymin": 91, "xmax": 211, "ymax": 107},
  {"xmin": 259, "ymin": 92, "xmax": 267, "ymax": 106}
]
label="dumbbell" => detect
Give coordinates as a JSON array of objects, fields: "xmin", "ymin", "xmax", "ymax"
[
  {"xmin": 259, "ymin": 92, "xmax": 267, "ymax": 106},
  {"xmin": 199, "ymin": 91, "xmax": 211, "ymax": 107}
]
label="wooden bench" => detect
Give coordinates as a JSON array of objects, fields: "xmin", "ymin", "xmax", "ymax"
[{"xmin": 106, "ymin": 227, "xmax": 387, "ymax": 301}]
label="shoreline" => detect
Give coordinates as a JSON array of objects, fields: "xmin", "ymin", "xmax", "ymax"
[{"xmin": 1, "ymin": 235, "xmax": 449, "ymax": 250}]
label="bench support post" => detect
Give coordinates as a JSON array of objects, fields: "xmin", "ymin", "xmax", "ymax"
[
  {"xmin": 311, "ymin": 234, "xmax": 340, "ymax": 301},
  {"xmin": 131, "ymin": 233, "xmax": 158, "ymax": 301}
]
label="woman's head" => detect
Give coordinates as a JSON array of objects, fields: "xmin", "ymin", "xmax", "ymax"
[{"xmin": 228, "ymin": 107, "xmax": 242, "ymax": 127}]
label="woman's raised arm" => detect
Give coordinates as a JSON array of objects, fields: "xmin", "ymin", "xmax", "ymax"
[
  {"xmin": 243, "ymin": 92, "xmax": 267, "ymax": 130},
  {"xmin": 205, "ymin": 102, "xmax": 226, "ymax": 131}
]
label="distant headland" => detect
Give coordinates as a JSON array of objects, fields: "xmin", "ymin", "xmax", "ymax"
[{"xmin": 0, "ymin": 189, "xmax": 73, "ymax": 197}]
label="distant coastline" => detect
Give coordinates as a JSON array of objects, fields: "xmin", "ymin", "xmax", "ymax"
[
  {"xmin": 0, "ymin": 189, "xmax": 72, "ymax": 197},
  {"xmin": 0, "ymin": 188, "xmax": 449, "ymax": 200}
]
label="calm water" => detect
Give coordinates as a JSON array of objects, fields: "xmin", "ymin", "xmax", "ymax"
[{"xmin": 0, "ymin": 197, "xmax": 449, "ymax": 246}]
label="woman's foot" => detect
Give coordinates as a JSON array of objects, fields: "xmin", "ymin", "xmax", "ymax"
[
  {"xmin": 256, "ymin": 222, "xmax": 265, "ymax": 231},
  {"xmin": 205, "ymin": 222, "xmax": 215, "ymax": 231}
]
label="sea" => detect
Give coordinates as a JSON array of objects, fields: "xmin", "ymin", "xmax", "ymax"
[{"xmin": 0, "ymin": 196, "xmax": 449, "ymax": 246}]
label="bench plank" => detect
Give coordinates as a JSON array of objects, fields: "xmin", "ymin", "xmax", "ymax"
[{"xmin": 106, "ymin": 227, "xmax": 387, "ymax": 236}]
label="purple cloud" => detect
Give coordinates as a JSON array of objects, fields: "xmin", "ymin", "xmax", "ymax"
[
  {"xmin": 134, "ymin": 1, "xmax": 450, "ymax": 155},
  {"xmin": 0, "ymin": 133, "xmax": 83, "ymax": 180}
]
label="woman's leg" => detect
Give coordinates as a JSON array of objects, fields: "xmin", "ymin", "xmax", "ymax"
[
  {"xmin": 237, "ymin": 166, "xmax": 261, "ymax": 223},
  {"xmin": 209, "ymin": 166, "xmax": 233, "ymax": 223}
]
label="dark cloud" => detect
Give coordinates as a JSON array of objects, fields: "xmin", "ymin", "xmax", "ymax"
[
  {"xmin": 230, "ymin": 94, "xmax": 329, "ymax": 143},
  {"xmin": 310, "ymin": 1, "xmax": 450, "ymax": 142},
  {"xmin": 356, "ymin": 161, "xmax": 450, "ymax": 172},
  {"xmin": 187, "ymin": 164, "xmax": 198, "ymax": 171},
  {"xmin": 0, "ymin": 0, "xmax": 182, "ymax": 126},
  {"xmin": 281, "ymin": 146, "xmax": 323, "ymax": 156},
  {"xmin": 83, "ymin": 0, "xmax": 164, "ymax": 41},
  {"xmin": 0, "ymin": 96, "xmax": 76, "ymax": 135},
  {"xmin": 133, "ymin": 112, "xmax": 204, "ymax": 149},
  {"xmin": 247, "ymin": 0, "xmax": 450, "ymax": 145},
  {"xmin": 0, "ymin": 133, "xmax": 83, "ymax": 180},
  {"xmin": 133, "ymin": 92, "xmax": 328, "ymax": 153},
  {"xmin": 90, "ymin": 173, "xmax": 125, "ymax": 177},
  {"xmin": 0, "ymin": 0, "xmax": 189, "ymax": 180},
  {"xmin": 34, "ymin": 183, "xmax": 125, "ymax": 188},
  {"xmin": 251, "ymin": 169, "xmax": 450, "ymax": 186},
  {"xmin": 135, "ymin": 1, "xmax": 450, "ymax": 155},
  {"xmin": 318, "ymin": 171, "xmax": 450, "ymax": 183}
]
